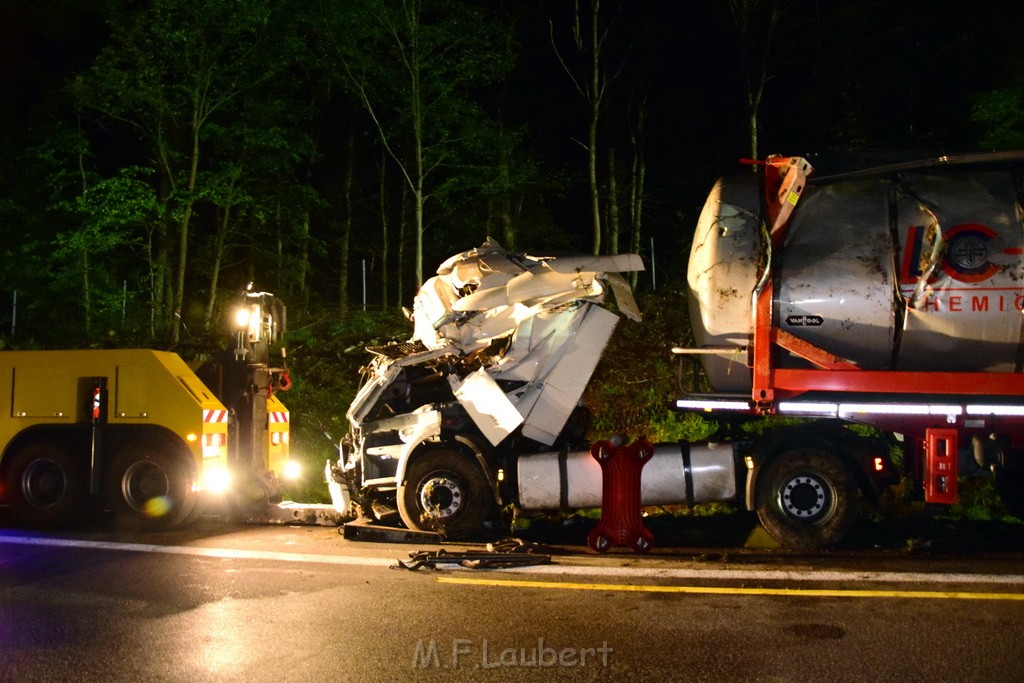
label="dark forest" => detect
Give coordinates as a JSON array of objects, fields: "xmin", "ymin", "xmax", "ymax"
[{"xmin": 1, "ymin": 0, "xmax": 1021, "ymax": 346}]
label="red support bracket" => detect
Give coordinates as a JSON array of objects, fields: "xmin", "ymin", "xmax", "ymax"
[
  {"xmin": 751, "ymin": 157, "xmax": 814, "ymax": 410},
  {"xmin": 587, "ymin": 440, "xmax": 655, "ymax": 554}
]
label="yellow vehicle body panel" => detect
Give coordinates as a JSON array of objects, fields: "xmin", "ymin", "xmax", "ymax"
[
  {"xmin": 0, "ymin": 349, "xmax": 228, "ymax": 486},
  {"xmin": 266, "ymin": 392, "xmax": 290, "ymax": 479}
]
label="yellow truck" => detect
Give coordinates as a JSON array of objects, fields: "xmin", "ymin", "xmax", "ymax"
[
  {"xmin": 0, "ymin": 349, "xmax": 232, "ymax": 529},
  {"xmin": 0, "ymin": 291, "xmax": 299, "ymax": 530}
]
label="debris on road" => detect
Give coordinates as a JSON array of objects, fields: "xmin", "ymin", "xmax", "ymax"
[{"xmin": 395, "ymin": 539, "xmax": 555, "ymax": 570}]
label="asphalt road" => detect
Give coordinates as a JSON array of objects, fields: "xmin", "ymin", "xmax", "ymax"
[{"xmin": 2, "ymin": 516, "xmax": 1024, "ymax": 682}]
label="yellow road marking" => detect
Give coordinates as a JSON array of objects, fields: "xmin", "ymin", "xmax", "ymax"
[{"xmin": 437, "ymin": 576, "xmax": 1024, "ymax": 601}]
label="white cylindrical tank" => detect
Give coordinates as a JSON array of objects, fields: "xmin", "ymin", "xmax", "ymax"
[
  {"xmin": 686, "ymin": 175, "xmax": 762, "ymax": 391},
  {"xmin": 516, "ymin": 442, "xmax": 739, "ymax": 510},
  {"xmin": 687, "ymin": 167, "xmax": 1024, "ymax": 391}
]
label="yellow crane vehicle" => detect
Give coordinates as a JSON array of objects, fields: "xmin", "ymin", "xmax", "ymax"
[{"xmin": 0, "ymin": 290, "xmax": 299, "ymax": 530}]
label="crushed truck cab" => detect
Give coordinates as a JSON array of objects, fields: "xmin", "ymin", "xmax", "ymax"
[{"xmin": 331, "ymin": 239, "xmax": 645, "ymax": 538}]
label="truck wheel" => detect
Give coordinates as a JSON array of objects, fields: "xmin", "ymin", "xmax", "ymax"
[
  {"xmin": 755, "ymin": 448, "xmax": 859, "ymax": 549},
  {"xmin": 398, "ymin": 449, "xmax": 491, "ymax": 540},
  {"xmin": 105, "ymin": 445, "xmax": 197, "ymax": 531},
  {"xmin": 5, "ymin": 440, "xmax": 86, "ymax": 528}
]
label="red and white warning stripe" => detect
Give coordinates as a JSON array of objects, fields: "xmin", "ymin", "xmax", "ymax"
[
  {"xmin": 203, "ymin": 409, "xmax": 229, "ymax": 423},
  {"xmin": 269, "ymin": 411, "xmax": 290, "ymax": 424}
]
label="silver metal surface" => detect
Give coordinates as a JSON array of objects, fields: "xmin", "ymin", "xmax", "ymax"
[{"xmin": 687, "ymin": 168, "xmax": 1024, "ymax": 391}]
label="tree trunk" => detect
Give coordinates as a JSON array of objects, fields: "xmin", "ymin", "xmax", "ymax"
[
  {"xmin": 398, "ymin": 183, "xmax": 408, "ymax": 308},
  {"xmin": 145, "ymin": 227, "xmax": 161, "ymax": 339},
  {"xmin": 588, "ymin": 0, "xmax": 602, "ymax": 255},
  {"xmin": 203, "ymin": 168, "xmax": 239, "ymax": 330},
  {"xmin": 75, "ymin": 133, "xmax": 92, "ymax": 336},
  {"xmin": 499, "ymin": 142, "xmax": 515, "ymax": 250},
  {"xmin": 379, "ymin": 147, "xmax": 390, "ymax": 310},
  {"xmin": 202, "ymin": 203, "xmax": 231, "ymax": 330},
  {"xmin": 151, "ymin": 133, "xmax": 174, "ymax": 338},
  {"xmin": 607, "ymin": 146, "xmax": 619, "ymax": 254},
  {"xmin": 629, "ymin": 93, "xmax": 647, "ymax": 288},
  {"xmin": 588, "ymin": 84, "xmax": 601, "ymax": 255},
  {"xmin": 412, "ymin": 89, "xmax": 425, "ymax": 286},
  {"xmin": 81, "ymin": 248, "xmax": 91, "ymax": 336},
  {"xmin": 414, "ymin": 181, "xmax": 424, "ymax": 287},
  {"xmin": 298, "ymin": 211, "xmax": 311, "ymax": 312},
  {"xmin": 171, "ymin": 122, "xmax": 201, "ymax": 343},
  {"xmin": 629, "ymin": 151, "xmax": 645, "ymax": 287},
  {"xmin": 339, "ymin": 133, "xmax": 354, "ymax": 316}
]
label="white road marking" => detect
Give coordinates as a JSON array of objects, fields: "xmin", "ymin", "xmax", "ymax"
[
  {"xmin": 2, "ymin": 532, "xmax": 1022, "ymax": 586},
  {"xmin": 0, "ymin": 533, "xmax": 393, "ymax": 567}
]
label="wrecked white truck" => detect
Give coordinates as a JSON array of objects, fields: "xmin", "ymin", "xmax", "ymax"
[{"xmin": 328, "ymin": 240, "xmax": 647, "ymax": 538}]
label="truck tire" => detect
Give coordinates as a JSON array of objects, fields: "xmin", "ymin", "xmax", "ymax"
[
  {"xmin": 5, "ymin": 440, "xmax": 86, "ymax": 528},
  {"xmin": 755, "ymin": 448, "xmax": 859, "ymax": 549},
  {"xmin": 397, "ymin": 449, "xmax": 491, "ymax": 540},
  {"xmin": 105, "ymin": 444, "xmax": 197, "ymax": 531}
]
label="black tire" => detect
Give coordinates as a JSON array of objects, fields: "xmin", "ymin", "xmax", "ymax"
[
  {"xmin": 397, "ymin": 449, "xmax": 491, "ymax": 540},
  {"xmin": 105, "ymin": 443, "xmax": 197, "ymax": 531},
  {"xmin": 755, "ymin": 448, "xmax": 859, "ymax": 549},
  {"xmin": 995, "ymin": 467, "xmax": 1024, "ymax": 520},
  {"xmin": 5, "ymin": 440, "xmax": 87, "ymax": 528}
]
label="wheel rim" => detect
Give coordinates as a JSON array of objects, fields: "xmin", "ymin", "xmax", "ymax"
[
  {"xmin": 21, "ymin": 458, "xmax": 67, "ymax": 509},
  {"xmin": 121, "ymin": 461, "xmax": 171, "ymax": 514},
  {"xmin": 779, "ymin": 473, "xmax": 833, "ymax": 522},
  {"xmin": 418, "ymin": 474, "xmax": 463, "ymax": 519}
]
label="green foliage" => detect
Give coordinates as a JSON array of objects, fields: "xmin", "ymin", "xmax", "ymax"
[
  {"xmin": 322, "ymin": 0, "xmax": 527, "ymax": 277},
  {"xmin": 944, "ymin": 478, "xmax": 1020, "ymax": 524},
  {"xmin": 274, "ymin": 307, "xmax": 410, "ymax": 500},
  {"xmin": 585, "ymin": 290, "xmax": 717, "ymax": 444},
  {"xmin": 49, "ymin": 168, "xmax": 154, "ymax": 334},
  {"xmin": 971, "ymin": 86, "xmax": 1024, "ymax": 150},
  {"xmin": 66, "ymin": 0, "xmax": 311, "ymax": 338}
]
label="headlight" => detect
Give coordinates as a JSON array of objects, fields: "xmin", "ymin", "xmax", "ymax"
[
  {"xmin": 282, "ymin": 460, "xmax": 302, "ymax": 481},
  {"xmin": 203, "ymin": 466, "xmax": 232, "ymax": 494},
  {"xmin": 234, "ymin": 307, "xmax": 251, "ymax": 329}
]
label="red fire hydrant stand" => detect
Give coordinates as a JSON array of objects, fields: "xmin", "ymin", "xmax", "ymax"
[{"xmin": 587, "ymin": 440, "xmax": 655, "ymax": 553}]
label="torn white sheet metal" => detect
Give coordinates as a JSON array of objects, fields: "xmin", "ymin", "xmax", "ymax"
[
  {"xmin": 536, "ymin": 252, "xmax": 645, "ymax": 275},
  {"xmin": 411, "ymin": 239, "xmax": 643, "ymax": 351},
  {"xmin": 371, "ymin": 240, "xmax": 644, "ymax": 446},
  {"xmin": 604, "ymin": 272, "xmax": 641, "ymax": 322},
  {"xmin": 448, "ymin": 367, "xmax": 524, "ymax": 446},
  {"xmin": 492, "ymin": 310, "xmax": 577, "ymax": 383},
  {"xmin": 512, "ymin": 304, "xmax": 619, "ymax": 445},
  {"xmin": 452, "ymin": 301, "xmax": 610, "ymax": 446},
  {"xmin": 411, "ymin": 276, "xmax": 459, "ymax": 349}
]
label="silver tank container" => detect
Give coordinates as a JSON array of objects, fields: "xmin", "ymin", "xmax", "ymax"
[
  {"xmin": 687, "ymin": 168, "xmax": 1024, "ymax": 391},
  {"xmin": 516, "ymin": 442, "xmax": 739, "ymax": 510}
]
